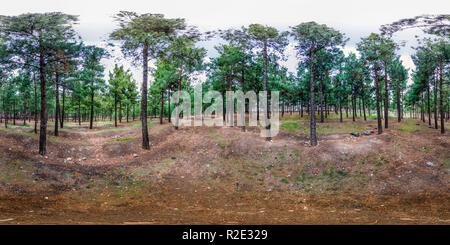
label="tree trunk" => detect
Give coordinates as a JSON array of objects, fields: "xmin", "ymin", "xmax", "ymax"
[
  {"xmin": 78, "ymin": 99, "xmax": 81, "ymax": 126},
  {"xmin": 427, "ymin": 80, "xmax": 431, "ymax": 126},
  {"xmin": 374, "ymin": 67, "xmax": 383, "ymax": 134},
  {"xmin": 361, "ymin": 79, "xmax": 366, "ymax": 121},
  {"xmin": 119, "ymin": 101, "xmax": 122, "ymax": 123},
  {"xmin": 384, "ymin": 63, "xmax": 389, "ymax": 128},
  {"xmin": 61, "ymin": 86, "xmax": 65, "ymax": 128},
  {"xmin": 168, "ymin": 90, "xmax": 171, "ymax": 123},
  {"xmin": 34, "ymin": 74, "xmax": 38, "ymax": 134},
  {"xmin": 421, "ymin": 93, "xmax": 425, "ymax": 122},
  {"xmin": 114, "ymin": 93, "xmax": 118, "ymax": 127},
  {"xmin": 89, "ymin": 89, "xmax": 94, "ymax": 129},
  {"xmin": 141, "ymin": 44, "xmax": 150, "ymax": 149},
  {"xmin": 13, "ymin": 100, "xmax": 16, "ymax": 125},
  {"xmin": 352, "ymin": 91, "xmax": 356, "ymax": 122},
  {"xmin": 397, "ymin": 82, "xmax": 401, "ymax": 122},
  {"xmin": 309, "ymin": 44, "xmax": 317, "ymax": 146},
  {"xmin": 434, "ymin": 74, "xmax": 438, "ymax": 129},
  {"xmin": 439, "ymin": 61, "xmax": 445, "ymax": 134},
  {"xmin": 175, "ymin": 69, "xmax": 183, "ymax": 130},
  {"xmin": 319, "ymin": 79, "xmax": 324, "ymax": 123},
  {"xmin": 263, "ymin": 38, "xmax": 271, "ymax": 140},
  {"xmin": 159, "ymin": 90, "xmax": 164, "ymax": 124},
  {"xmin": 54, "ymin": 72, "xmax": 60, "ymax": 136},
  {"xmin": 38, "ymin": 50, "xmax": 47, "ymax": 155}
]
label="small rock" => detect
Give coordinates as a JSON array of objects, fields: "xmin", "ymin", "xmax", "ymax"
[
  {"xmin": 133, "ymin": 154, "xmax": 138, "ymax": 158},
  {"xmin": 350, "ymin": 132, "xmax": 359, "ymax": 137},
  {"xmin": 44, "ymin": 197, "xmax": 48, "ymax": 200},
  {"xmin": 8, "ymin": 148, "xmax": 12, "ymax": 151},
  {"xmin": 82, "ymin": 157, "xmax": 87, "ymax": 160},
  {"xmin": 426, "ymin": 161, "xmax": 436, "ymax": 167},
  {"xmin": 362, "ymin": 130, "xmax": 374, "ymax": 135},
  {"xmin": 66, "ymin": 157, "xmax": 72, "ymax": 161}
]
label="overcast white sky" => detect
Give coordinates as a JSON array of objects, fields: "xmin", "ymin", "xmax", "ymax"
[{"xmin": 2, "ymin": 0, "xmax": 449, "ymax": 85}]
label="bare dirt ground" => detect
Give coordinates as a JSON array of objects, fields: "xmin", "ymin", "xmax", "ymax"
[{"xmin": 0, "ymin": 115, "xmax": 449, "ymax": 224}]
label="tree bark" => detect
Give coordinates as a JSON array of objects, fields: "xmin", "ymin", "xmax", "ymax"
[
  {"xmin": 114, "ymin": 93, "xmax": 118, "ymax": 127},
  {"xmin": 263, "ymin": 38, "xmax": 271, "ymax": 140},
  {"xmin": 54, "ymin": 71, "xmax": 60, "ymax": 136},
  {"xmin": 38, "ymin": 49, "xmax": 47, "ymax": 155},
  {"xmin": 427, "ymin": 79, "xmax": 431, "ymax": 126},
  {"xmin": 141, "ymin": 44, "xmax": 150, "ymax": 149},
  {"xmin": 374, "ymin": 67, "xmax": 383, "ymax": 134},
  {"xmin": 34, "ymin": 74, "xmax": 38, "ymax": 134},
  {"xmin": 319, "ymin": 79, "xmax": 324, "ymax": 123},
  {"xmin": 384, "ymin": 62, "xmax": 389, "ymax": 128},
  {"xmin": 159, "ymin": 90, "xmax": 164, "ymax": 124},
  {"xmin": 61, "ymin": 86, "xmax": 65, "ymax": 128},
  {"xmin": 439, "ymin": 61, "xmax": 445, "ymax": 134},
  {"xmin": 89, "ymin": 88, "xmax": 94, "ymax": 129},
  {"xmin": 309, "ymin": 43, "xmax": 317, "ymax": 146},
  {"xmin": 434, "ymin": 74, "xmax": 438, "ymax": 129}
]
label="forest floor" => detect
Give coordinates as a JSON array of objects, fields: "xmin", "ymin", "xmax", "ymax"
[{"xmin": 0, "ymin": 113, "xmax": 448, "ymax": 224}]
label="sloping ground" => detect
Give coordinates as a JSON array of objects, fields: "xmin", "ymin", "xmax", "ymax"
[{"xmin": 0, "ymin": 117, "xmax": 448, "ymax": 224}]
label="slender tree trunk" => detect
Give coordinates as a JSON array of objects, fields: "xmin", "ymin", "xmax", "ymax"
[
  {"xmin": 54, "ymin": 72, "xmax": 60, "ymax": 136},
  {"xmin": 89, "ymin": 89, "xmax": 94, "ymax": 129},
  {"xmin": 119, "ymin": 101, "xmax": 122, "ymax": 123},
  {"xmin": 361, "ymin": 80, "xmax": 366, "ymax": 121},
  {"xmin": 241, "ymin": 69, "xmax": 245, "ymax": 132},
  {"xmin": 384, "ymin": 62, "xmax": 389, "ymax": 128},
  {"xmin": 168, "ymin": 90, "xmax": 171, "ymax": 123},
  {"xmin": 61, "ymin": 86, "xmax": 65, "ymax": 128},
  {"xmin": 352, "ymin": 91, "xmax": 356, "ymax": 122},
  {"xmin": 397, "ymin": 82, "xmax": 401, "ymax": 122},
  {"xmin": 439, "ymin": 61, "xmax": 445, "ymax": 134},
  {"xmin": 175, "ymin": 69, "xmax": 183, "ymax": 130},
  {"xmin": 33, "ymin": 74, "xmax": 38, "ymax": 134},
  {"xmin": 78, "ymin": 99, "xmax": 81, "ymax": 126},
  {"xmin": 427, "ymin": 80, "xmax": 431, "ymax": 126},
  {"xmin": 12, "ymin": 100, "xmax": 16, "ymax": 125},
  {"xmin": 300, "ymin": 99, "xmax": 303, "ymax": 117},
  {"xmin": 23, "ymin": 99, "xmax": 26, "ymax": 126},
  {"xmin": 114, "ymin": 93, "xmax": 117, "ymax": 127},
  {"xmin": 38, "ymin": 50, "xmax": 47, "ymax": 155},
  {"xmin": 159, "ymin": 90, "xmax": 164, "ymax": 124},
  {"xmin": 319, "ymin": 79, "xmax": 324, "ymax": 123},
  {"xmin": 309, "ymin": 44, "xmax": 317, "ymax": 146},
  {"xmin": 141, "ymin": 44, "xmax": 150, "ymax": 149},
  {"xmin": 421, "ymin": 93, "xmax": 425, "ymax": 122},
  {"xmin": 374, "ymin": 67, "xmax": 383, "ymax": 134},
  {"xmin": 434, "ymin": 74, "xmax": 438, "ymax": 129},
  {"xmin": 263, "ymin": 38, "xmax": 271, "ymax": 141}
]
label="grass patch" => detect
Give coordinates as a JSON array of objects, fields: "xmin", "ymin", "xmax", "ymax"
[
  {"xmin": 109, "ymin": 137, "xmax": 134, "ymax": 143},
  {"xmin": 398, "ymin": 120, "xmax": 426, "ymax": 133},
  {"xmin": 281, "ymin": 122, "xmax": 299, "ymax": 132},
  {"xmin": 0, "ymin": 127, "xmax": 35, "ymax": 136}
]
